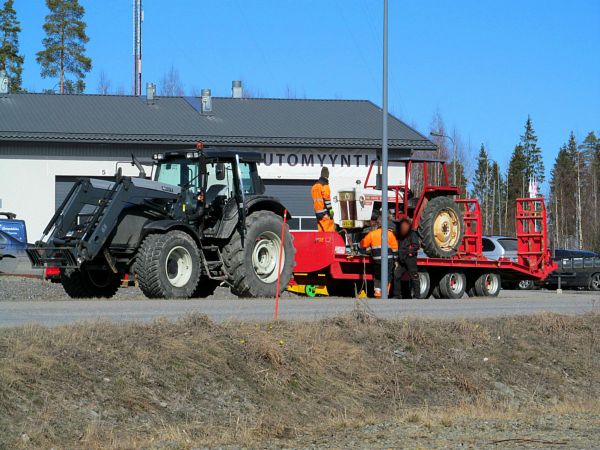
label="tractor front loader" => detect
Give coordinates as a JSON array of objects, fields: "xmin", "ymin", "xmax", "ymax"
[{"xmin": 27, "ymin": 148, "xmax": 295, "ymax": 299}]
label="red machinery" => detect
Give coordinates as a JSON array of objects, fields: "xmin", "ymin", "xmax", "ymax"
[{"xmin": 291, "ymin": 197, "xmax": 557, "ymax": 298}]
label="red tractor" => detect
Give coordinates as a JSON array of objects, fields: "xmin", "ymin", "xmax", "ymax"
[{"xmin": 340, "ymin": 157, "xmax": 464, "ymax": 258}]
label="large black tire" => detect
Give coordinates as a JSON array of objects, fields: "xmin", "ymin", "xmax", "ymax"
[
  {"xmin": 589, "ymin": 273, "xmax": 600, "ymax": 291},
  {"xmin": 415, "ymin": 271, "xmax": 432, "ymax": 299},
  {"xmin": 438, "ymin": 271, "xmax": 466, "ymax": 299},
  {"xmin": 134, "ymin": 231, "xmax": 201, "ymax": 299},
  {"xmin": 468, "ymin": 272, "xmax": 501, "ymax": 297},
  {"xmin": 222, "ymin": 211, "xmax": 295, "ymax": 298},
  {"xmin": 61, "ymin": 267, "xmax": 121, "ymax": 299},
  {"xmin": 418, "ymin": 196, "xmax": 464, "ymax": 258},
  {"xmin": 192, "ymin": 277, "xmax": 221, "ymax": 298}
]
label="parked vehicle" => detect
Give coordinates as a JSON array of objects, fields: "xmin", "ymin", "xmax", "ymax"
[
  {"xmin": 0, "ymin": 229, "xmax": 28, "ymax": 258},
  {"xmin": 540, "ymin": 249, "xmax": 600, "ymax": 291},
  {"xmin": 482, "ymin": 236, "xmax": 518, "ymax": 262},
  {"xmin": 481, "ymin": 236, "xmax": 538, "ymax": 289},
  {"xmin": 0, "ymin": 212, "xmax": 27, "ymax": 243}
]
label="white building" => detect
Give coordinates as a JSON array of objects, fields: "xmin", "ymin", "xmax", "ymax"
[{"xmin": 0, "ymin": 86, "xmax": 435, "ymax": 239}]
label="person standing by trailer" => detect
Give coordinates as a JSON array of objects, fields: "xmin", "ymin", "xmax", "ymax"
[
  {"xmin": 393, "ymin": 218, "xmax": 421, "ymax": 298},
  {"xmin": 311, "ymin": 167, "xmax": 335, "ymax": 232},
  {"xmin": 360, "ymin": 214, "xmax": 398, "ymax": 297}
]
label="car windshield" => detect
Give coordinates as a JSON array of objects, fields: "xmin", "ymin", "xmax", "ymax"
[
  {"xmin": 498, "ymin": 238, "xmax": 518, "ymax": 252},
  {"xmin": 155, "ymin": 159, "xmax": 200, "ymax": 192}
]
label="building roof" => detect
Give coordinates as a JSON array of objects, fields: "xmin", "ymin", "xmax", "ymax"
[{"xmin": 0, "ymin": 93, "xmax": 436, "ymax": 150}]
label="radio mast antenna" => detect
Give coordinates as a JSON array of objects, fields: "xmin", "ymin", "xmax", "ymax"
[{"xmin": 133, "ymin": 0, "xmax": 143, "ymax": 96}]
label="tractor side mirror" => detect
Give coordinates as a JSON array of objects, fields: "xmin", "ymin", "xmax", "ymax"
[
  {"xmin": 215, "ymin": 163, "xmax": 226, "ymax": 181},
  {"xmin": 375, "ymin": 173, "xmax": 383, "ymax": 190}
]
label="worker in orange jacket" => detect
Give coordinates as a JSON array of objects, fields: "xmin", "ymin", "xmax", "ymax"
[
  {"xmin": 311, "ymin": 167, "xmax": 335, "ymax": 232},
  {"xmin": 360, "ymin": 214, "xmax": 399, "ymax": 297}
]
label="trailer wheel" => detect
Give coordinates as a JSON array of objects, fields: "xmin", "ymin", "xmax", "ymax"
[
  {"xmin": 415, "ymin": 271, "xmax": 432, "ymax": 299},
  {"xmin": 61, "ymin": 267, "xmax": 121, "ymax": 299},
  {"xmin": 438, "ymin": 271, "xmax": 466, "ymax": 299},
  {"xmin": 469, "ymin": 273, "xmax": 501, "ymax": 297},
  {"xmin": 223, "ymin": 211, "xmax": 295, "ymax": 298},
  {"xmin": 192, "ymin": 277, "xmax": 220, "ymax": 298},
  {"xmin": 135, "ymin": 231, "xmax": 201, "ymax": 299},
  {"xmin": 418, "ymin": 196, "xmax": 464, "ymax": 258}
]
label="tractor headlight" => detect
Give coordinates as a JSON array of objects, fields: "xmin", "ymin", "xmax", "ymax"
[
  {"xmin": 186, "ymin": 151, "xmax": 199, "ymax": 159},
  {"xmin": 153, "ymin": 153, "xmax": 165, "ymax": 160}
]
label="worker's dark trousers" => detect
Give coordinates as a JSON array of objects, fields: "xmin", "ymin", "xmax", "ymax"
[
  {"xmin": 393, "ymin": 258, "xmax": 419, "ymax": 299},
  {"xmin": 373, "ymin": 260, "xmax": 394, "ymax": 294}
]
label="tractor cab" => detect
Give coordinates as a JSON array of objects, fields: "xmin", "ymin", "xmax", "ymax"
[{"xmin": 152, "ymin": 148, "xmax": 264, "ymax": 229}]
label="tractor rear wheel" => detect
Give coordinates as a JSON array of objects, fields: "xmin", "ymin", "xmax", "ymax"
[
  {"xmin": 61, "ymin": 266, "xmax": 121, "ymax": 299},
  {"xmin": 223, "ymin": 211, "xmax": 295, "ymax": 298},
  {"xmin": 135, "ymin": 231, "xmax": 201, "ymax": 299},
  {"xmin": 418, "ymin": 196, "xmax": 464, "ymax": 258}
]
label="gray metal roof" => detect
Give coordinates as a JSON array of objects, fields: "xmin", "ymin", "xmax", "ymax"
[{"xmin": 0, "ymin": 93, "xmax": 436, "ymax": 150}]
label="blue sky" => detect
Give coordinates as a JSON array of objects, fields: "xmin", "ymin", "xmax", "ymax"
[{"xmin": 14, "ymin": 0, "xmax": 600, "ymax": 181}]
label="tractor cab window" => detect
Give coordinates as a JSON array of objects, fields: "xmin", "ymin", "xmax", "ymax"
[
  {"xmin": 238, "ymin": 162, "xmax": 257, "ymax": 195},
  {"xmin": 156, "ymin": 159, "xmax": 200, "ymax": 193},
  {"xmin": 205, "ymin": 162, "xmax": 234, "ymax": 203}
]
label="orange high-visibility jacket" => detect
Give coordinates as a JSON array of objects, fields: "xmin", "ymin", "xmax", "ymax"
[
  {"xmin": 360, "ymin": 228, "xmax": 399, "ymax": 261},
  {"xmin": 311, "ymin": 178, "xmax": 332, "ymax": 219}
]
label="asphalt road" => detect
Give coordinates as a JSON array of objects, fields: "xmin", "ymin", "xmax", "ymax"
[{"xmin": 0, "ymin": 288, "xmax": 599, "ymax": 328}]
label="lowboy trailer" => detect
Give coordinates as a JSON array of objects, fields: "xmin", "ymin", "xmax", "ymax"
[{"xmin": 291, "ymin": 198, "xmax": 558, "ymax": 298}]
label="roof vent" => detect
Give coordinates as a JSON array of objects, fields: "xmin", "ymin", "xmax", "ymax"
[
  {"xmin": 0, "ymin": 71, "xmax": 8, "ymax": 95},
  {"xmin": 146, "ymin": 82, "xmax": 156, "ymax": 104},
  {"xmin": 201, "ymin": 88, "xmax": 212, "ymax": 113},
  {"xmin": 232, "ymin": 80, "xmax": 243, "ymax": 98}
]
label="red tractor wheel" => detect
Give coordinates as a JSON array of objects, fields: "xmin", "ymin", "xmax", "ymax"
[{"xmin": 418, "ymin": 196, "xmax": 464, "ymax": 258}]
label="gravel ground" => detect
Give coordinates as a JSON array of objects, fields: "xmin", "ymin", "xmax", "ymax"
[
  {"xmin": 269, "ymin": 411, "xmax": 600, "ymax": 449},
  {"xmin": 1, "ymin": 274, "xmax": 599, "ymax": 302}
]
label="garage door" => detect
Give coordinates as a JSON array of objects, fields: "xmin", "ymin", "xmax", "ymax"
[
  {"xmin": 55, "ymin": 176, "xmax": 114, "ymax": 210},
  {"xmin": 262, "ymin": 179, "xmax": 316, "ymax": 231}
]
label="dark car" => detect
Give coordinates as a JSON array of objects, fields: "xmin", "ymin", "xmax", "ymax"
[{"xmin": 540, "ymin": 249, "xmax": 600, "ymax": 291}]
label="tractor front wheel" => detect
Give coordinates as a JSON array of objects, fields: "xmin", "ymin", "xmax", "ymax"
[
  {"xmin": 418, "ymin": 196, "xmax": 464, "ymax": 258},
  {"xmin": 223, "ymin": 211, "xmax": 295, "ymax": 298},
  {"xmin": 135, "ymin": 231, "xmax": 201, "ymax": 299},
  {"xmin": 61, "ymin": 266, "xmax": 121, "ymax": 299}
]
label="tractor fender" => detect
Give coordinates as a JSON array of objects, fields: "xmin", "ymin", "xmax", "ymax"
[
  {"xmin": 142, "ymin": 220, "xmax": 201, "ymax": 245},
  {"xmin": 246, "ymin": 196, "xmax": 292, "ymax": 220}
]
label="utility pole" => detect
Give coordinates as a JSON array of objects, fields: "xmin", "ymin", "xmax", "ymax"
[
  {"xmin": 133, "ymin": 0, "xmax": 143, "ymax": 96},
  {"xmin": 380, "ymin": 0, "xmax": 389, "ymax": 299}
]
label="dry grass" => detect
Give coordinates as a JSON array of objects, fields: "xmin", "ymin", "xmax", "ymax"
[{"xmin": 0, "ymin": 312, "xmax": 599, "ymax": 449}]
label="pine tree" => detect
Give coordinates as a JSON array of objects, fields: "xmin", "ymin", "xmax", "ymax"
[
  {"xmin": 579, "ymin": 131, "xmax": 600, "ymax": 251},
  {"xmin": 36, "ymin": 0, "xmax": 91, "ymax": 94},
  {"xmin": 520, "ymin": 116, "xmax": 545, "ymax": 183},
  {"xmin": 472, "ymin": 144, "xmax": 492, "ymax": 233},
  {"xmin": 505, "ymin": 145, "xmax": 527, "ymax": 235},
  {"xmin": 489, "ymin": 161, "xmax": 505, "ymax": 235},
  {"xmin": 549, "ymin": 144, "xmax": 577, "ymax": 248},
  {"xmin": 0, "ymin": 0, "xmax": 23, "ymax": 92}
]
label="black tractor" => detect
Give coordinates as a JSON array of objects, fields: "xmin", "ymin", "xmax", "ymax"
[{"xmin": 27, "ymin": 148, "xmax": 295, "ymax": 299}]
